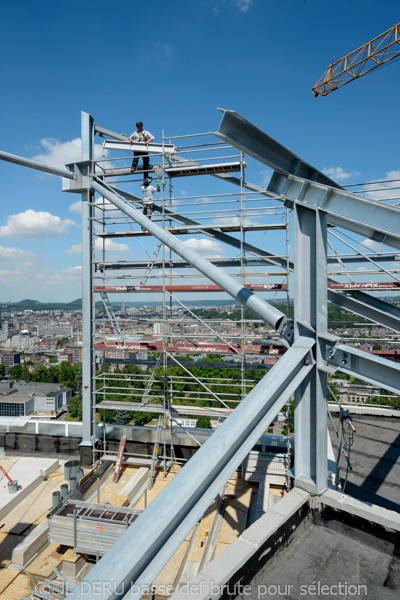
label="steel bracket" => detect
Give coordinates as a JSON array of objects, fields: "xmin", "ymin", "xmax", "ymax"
[
  {"xmin": 327, "ymin": 346, "xmax": 352, "ymax": 370},
  {"xmin": 62, "ymin": 160, "xmax": 92, "ymax": 193}
]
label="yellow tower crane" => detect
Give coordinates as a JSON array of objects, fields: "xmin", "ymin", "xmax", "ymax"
[{"xmin": 312, "ymin": 22, "xmax": 400, "ymax": 97}]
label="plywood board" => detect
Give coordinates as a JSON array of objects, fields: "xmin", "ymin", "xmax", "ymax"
[
  {"xmin": 0, "ymin": 567, "xmax": 19, "ymax": 594},
  {"xmin": 0, "ymin": 572, "xmax": 29, "ymax": 600},
  {"xmin": 187, "ymin": 498, "xmax": 218, "ymax": 563},
  {"xmin": 24, "ymin": 542, "xmax": 62, "ymax": 578},
  {"xmin": 152, "ymin": 540, "xmax": 190, "ymax": 589},
  {"xmin": 218, "ymin": 487, "xmax": 252, "ymax": 545}
]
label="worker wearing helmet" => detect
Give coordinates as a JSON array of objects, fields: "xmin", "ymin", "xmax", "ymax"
[
  {"xmin": 129, "ymin": 121, "xmax": 155, "ymax": 177},
  {"xmin": 140, "ymin": 178, "xmax": 160, "ymax": 232}
]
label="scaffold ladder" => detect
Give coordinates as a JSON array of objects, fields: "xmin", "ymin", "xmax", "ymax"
[
  {"xmin": 140, "ymin": 240, "xmax": 163, "ymax": 284},
  {"xmin": 149, "ymin": 415, "xmax": 163, "ymax": 489},
  {"xmin": 100, "ymin": 291, "xmax": 122, "ymax": 336},
  {"xmin": 140, "ymin": 353, "xmax": 163, "ymax": 406}
]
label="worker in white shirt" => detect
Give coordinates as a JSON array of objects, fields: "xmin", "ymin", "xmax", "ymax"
[
  {"xmin": 140, "ymin": 178, "xmax": 160, "ymax": 231},
  {"xmin": 129, "ymin": 120, "xmax": 154, "ymax": 176}
]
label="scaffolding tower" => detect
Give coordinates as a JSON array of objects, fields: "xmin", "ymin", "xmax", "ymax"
[{"xmin": 91, "ymin": 127, "xmax": 291, "ymax": 468}]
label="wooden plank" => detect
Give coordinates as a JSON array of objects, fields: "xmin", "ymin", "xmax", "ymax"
[
  {"xmin": 152, "ymin": 540, "xmax": 190, "ymax": 590},
  {"xmin": 24, "ymin": 542, "xmax": 62, "ymax": 578},
  {"xmin": 218, "ymin": 483, "xmax": 252, "ymax": 545},
  {"xmin": 0, "ymin": 567, "xmax": 19, "ymax": 594},
  {"xmin": 0, "ymin": 572, "xmax": 29, "ymax": 600}
]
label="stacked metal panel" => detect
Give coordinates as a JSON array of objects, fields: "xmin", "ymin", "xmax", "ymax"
[{"xmin": 48, "ymin": 500, "xmax": 142, "ymax": 556}]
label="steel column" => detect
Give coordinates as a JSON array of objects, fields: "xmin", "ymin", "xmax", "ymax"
[
  {"xmin": 294, "ymin": 204, "xmax": 328, "ymax": 493},
  {"xmin": 81, "ymin": 112, "xmax": 95, "ymax": 446}
]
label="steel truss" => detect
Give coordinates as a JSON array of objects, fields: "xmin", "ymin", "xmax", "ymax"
[{"xmin": 2, "ymin": 109, "xmax": 400, "ymax": 600}]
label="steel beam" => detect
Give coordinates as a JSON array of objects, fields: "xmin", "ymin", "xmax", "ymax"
[
  {"xmin": 294, "ymin": 205, "xmax": 328, "ymax": 494},
  {"xmin": 269, "ymin": 173, "xmax": 400, "ymax": 250},
  {"xmin": 328, "ymin": 289, "xmax": 400, "ymax": 332},
  {"xmin": 94, "ymin": 124, "xmax": 129, "ymax": 141},
  {"xmin": 0, "ymin": 149, "xmax": 75, "ymax": 179},
  {"xmin": 69, "ymin": 337, "xmax": 314, "ymax": 600},
  {"xmin": 329, "ymin": 344, "xmax": 400, "ymax": 395},
  {"xmin": 91, "ymin": 181, "xmax": 288, "ymax": 334},
  {"xmin": 215, "ymin": 109, "xmax": 341, "ymax": 188}
]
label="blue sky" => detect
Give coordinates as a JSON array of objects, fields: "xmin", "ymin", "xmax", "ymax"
[{"xmin": 1, "ymin": 0, "xmax": 400, "ymax": 302}]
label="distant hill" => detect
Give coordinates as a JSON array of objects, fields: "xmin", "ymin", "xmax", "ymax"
[{"xmin": 0, "ymin": 299, "xmax": 84, "ymax": 312}]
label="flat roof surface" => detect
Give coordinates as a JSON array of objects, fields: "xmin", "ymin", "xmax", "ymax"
[
  {"xmin": 328, "ymin": 415, "xmax": 400, "ymax": 513},
  {"xmin": 239, "ymin": 514, "xmax": 399, "ymax": 600},
  {"xmin": 0, "ymin": 394, "xmax": 32, "ymax": 404}
]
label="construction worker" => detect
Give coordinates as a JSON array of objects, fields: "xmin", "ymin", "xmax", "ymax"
[
  {"xmin": 129, "ymin": 121, "xmax": 154, "ymax": 176},
  {"xmin": 141, "ymin": 177, "xmax": 160, "ymax": 231}
]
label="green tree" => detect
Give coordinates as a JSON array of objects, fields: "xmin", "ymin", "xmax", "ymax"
[
  {"xmin": 67, "ymin": 396, "xmax": 82, "ymax": 420},
  {"xmin": 113, "ymin": 410, "xmax": 132, "ymax": 425},
  {"xmin": 0, "ymin": 364, "xmax": 6, "ymax": 377},
  {"xmin": 8, "ymin": 364, "xmax": 23, "ymax": 379},
  {"xmin": 132, "ymin": 411, "xmax": 154, "ymax": 426},
  {"xmin": 196, "ymin": 415, "xmax": 212, "ymax": 429}
]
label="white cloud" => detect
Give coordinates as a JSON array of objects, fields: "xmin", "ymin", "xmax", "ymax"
[
  {"xmin": 365, "ymin": 169, "xmax": 400, "ymax": 201},
  {"xmin": 69, "ymin": 200, "xmax": 82, "ymax": 214},
  {"xmin": 259, "ymin": 169, "xmax": 272, "ymax": 186},
  {"xmin": 236, "ymin": 0, "xmax": 253, "ymax": 12},
  {"xmin": 63, "ymin": 266, "xmax": 82, "ymax": 277},
  {"xmin": 322, "ymin": 166, "xmax": 357, "ymax": 182},
  {"xmin": 32, "ymin": 137, "xmax": 107, "ymax": 171},
  {"xmin": 359, "ymin": 238, "xmax": 383, "ymax": 252},
  {"xmin": 161, "ymin": 43, "xmax": 172, "ymax": 54},
  {"xmin": 0, "ymin": 245, "xmax": 37, "ymax": 261},
  {"xmin": 65, "ymin": 238, "xmax": 130, "ymax": 254},
  {"xmin": 69, "ymin": 197, "xmax": 116, "ymax": 216},
  {"xmin": 183, "ymin": 238, "xmax": 225, "ymax": 254},
  {"xmin": 0, "ymin": 209, "xmax": 76, "ymax": 240}
]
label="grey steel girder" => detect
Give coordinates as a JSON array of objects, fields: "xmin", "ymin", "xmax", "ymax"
[
  {"xmin": 328, "ymin": 289, "xmax": 400, "ymax": 333},
  {"xmin": 94, "ymin": 124, "xmax": 129, "ymax": 141},
  {"xmin": 0, "ymin": 149, "xmax": 75, "ymax": 179},
  {"xmin": 91, "ymin": 180, "xmax": 289, "ymax": 336},
  {"xmin": 269, "ymin": 172, "xmax": 400, "ymax": 250},
  {"xmin": 328, "ymin": 343, "xmax": 400, "ymax": 395},
  {"xmin": 69, "ymin": 337, "xmax": 314, "ymax": 600},
  {"xmin": 215, "ymin": 109, "xmax": 341, "ymax": 189},
  {"xmin": 111, "ymin": 184, "xmax": 291, "ymax": 270}
]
